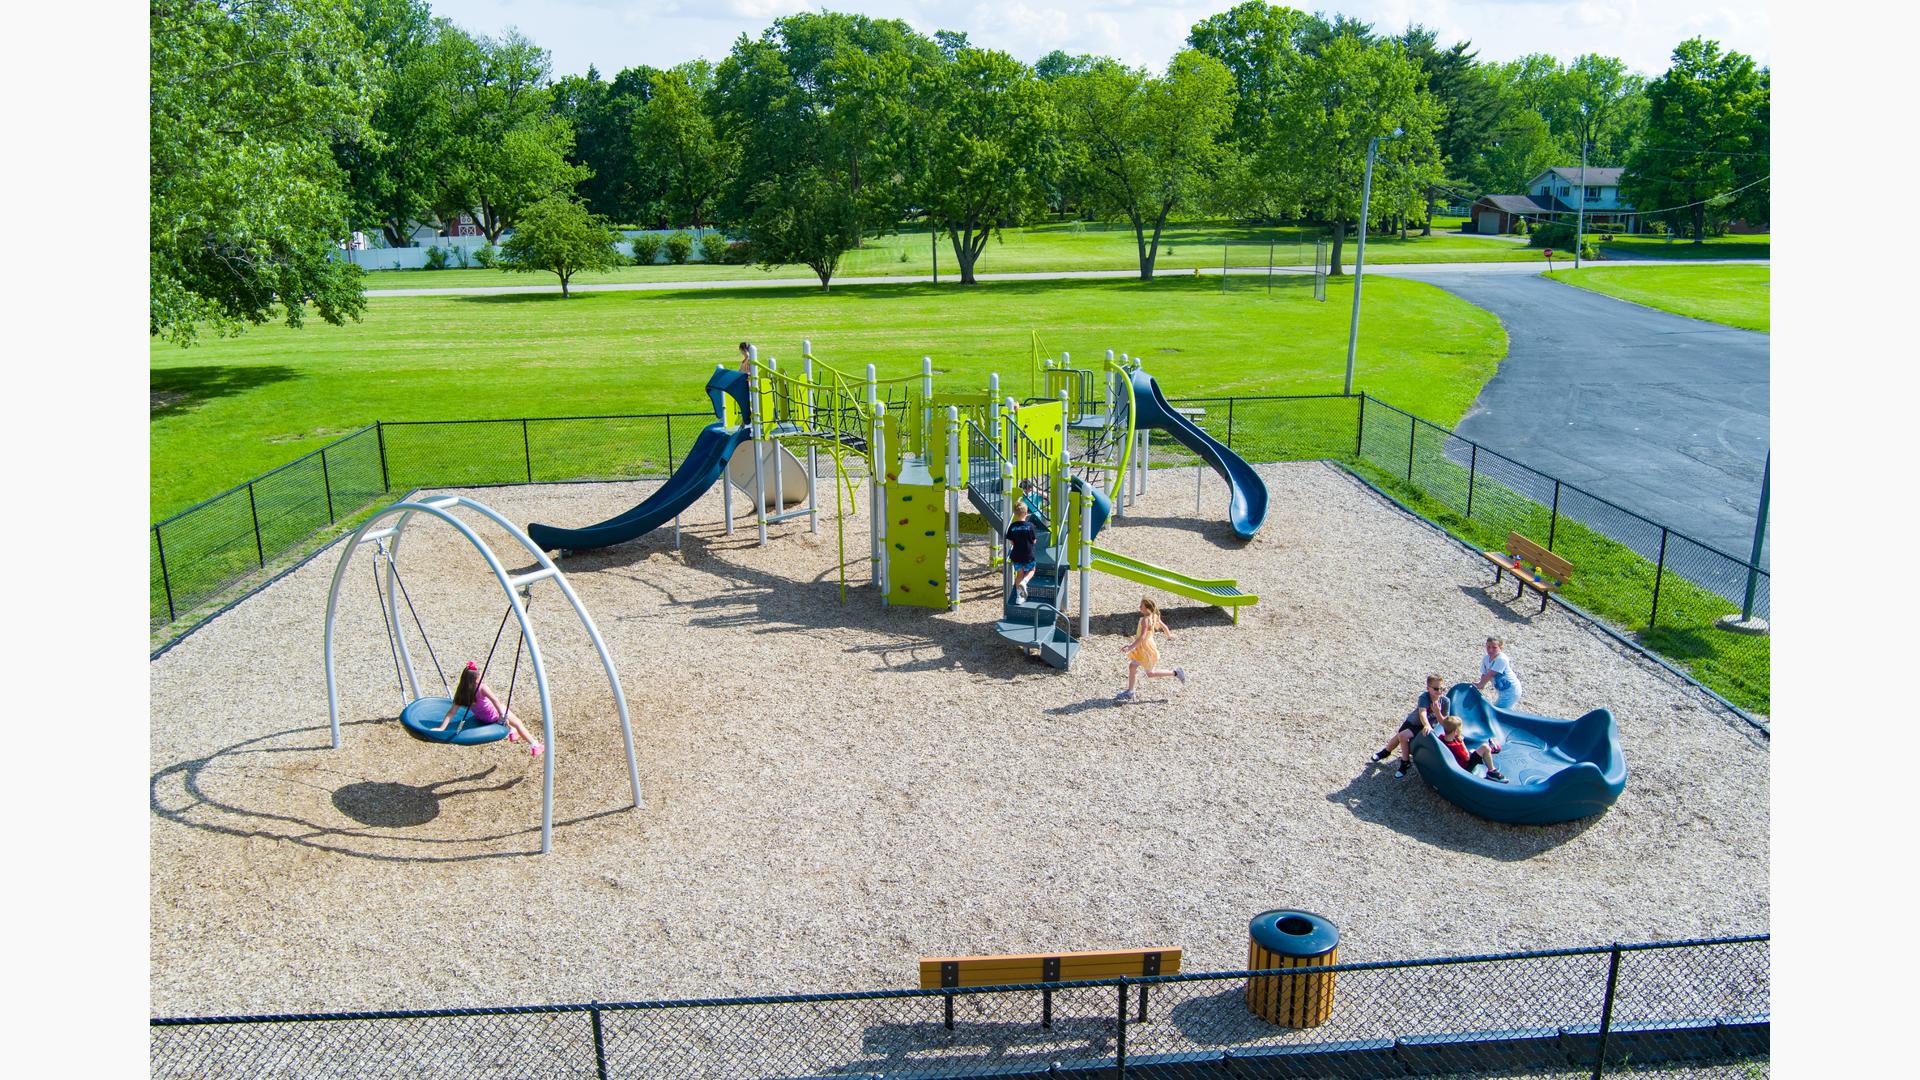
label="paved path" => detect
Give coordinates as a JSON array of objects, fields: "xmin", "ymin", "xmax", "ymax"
[
  {"xmin": 363, "ymin": 258, "xmax": 1764, "ymax": 297},
  {"xmin": 1407, "ymin": 270, "xmax": 1769, "ymax": 568}
]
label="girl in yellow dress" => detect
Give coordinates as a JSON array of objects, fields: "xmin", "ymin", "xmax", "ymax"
[{"xmin": 1115, "ymin": 597, "xmax": 1187, "ymax": 701}]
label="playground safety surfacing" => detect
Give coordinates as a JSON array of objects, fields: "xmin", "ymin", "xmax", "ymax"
[{"xmin": 150, "ymin": 462, "xmax": 1768, "ymax": 1016}]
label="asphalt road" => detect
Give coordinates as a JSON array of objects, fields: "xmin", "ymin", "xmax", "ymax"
[{"xmin": 1401, "ymin": 270, "xmax": 1769, "ymax": 569}]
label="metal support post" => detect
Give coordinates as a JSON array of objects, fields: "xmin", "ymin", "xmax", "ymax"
[
  {"xmin": 247, "ymin": 482, "xmax": 265, "ymax": 568},
  {"xmin": 376, "ymin": 421, "xmax": 390, "ymax": 491},
  {"xmin": 1592, "ymin": 944, "xmax": 1623, "ymax": 1080},
  {"xmin": 1466, "ymin": 444, "xmax": 1478, "ymax": 518},
  {"xmin": 988, "ymin": 373, "xmax": 1002, "ymax": 567},
  {"xmin": 804, "ymin": 355, "xmax": 818, "ymax": 534},
  {"xmin": 868, "ymin": 364, "xmax": 881, "ymax": 581},
  {"xmin": 722, "ymin": 472, "xmax": 734, "ymax": 535},
  {"xmin": 874, "ymin": 402, "xmax": 889, "ymax": 602},
  {"xmin": 947, "ymin": 407, "xmax": 961, "ymax": 607},
  {"xmin": 590, "ymin": 1006, "xmax": 609, "ymax": 1080},
  {"xmin": 770, "ymin": 357, "xmax": 786, "ymax": 525},
  {"xmin": 750, "ymin": 355, "xmax": 768, "ymax": 547},
  {"xmin": 522, "ymin": 419, "xmax": 533, "ymax": 482},
  {"xmin": 1649, "ymin": 528, "xmax": 1669, "ymax": 628},
  {"xmin": 1548, "ymin": 480, "xmax": 1562, "ymax": 549},
  {"xmin": 1741, "ymin": 453, "xmax": 1770, "ymax": 619},
  {"xmin": 1355, "ymin": 394, "xmax": 1366, "ymax": 458},
  {"xmin": 155, "ymin": 526, "xmax": 177, "ymax": 623},
  {"xmin": 319, "ymin": 447, "xmax": 335, "ymax": 523},
  {"xmin": 1116, "ymin": 981, "xmax": 1130, "ymax": 1077},
  {"xmin": 1078, "ymin": 476, "xmax": 1092, "ymax": 639},
  {"xmin": 922, "ymin": 356, "xmax": 934, "ymax": 440},
  {"xmin": 1139, "ymin": 427, "xmax": 1151, "ymax": 496},
  {"xmin": 1003, "ymin": 462, "xmax": 1016, "ymax": 595}
]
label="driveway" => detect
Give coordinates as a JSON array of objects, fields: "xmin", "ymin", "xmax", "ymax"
[{"xmin": 1398, "ymin": 270, "xmax": 1769, "ymax": 569}]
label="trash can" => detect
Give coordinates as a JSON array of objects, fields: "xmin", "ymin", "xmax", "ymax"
[{"xmin": 1245, "ymin": 909, "xmax": 1340, "ymax": 1027}]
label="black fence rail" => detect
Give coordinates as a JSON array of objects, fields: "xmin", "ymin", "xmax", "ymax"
[
  {"xmin": 151, "ymin": 397, "xmax": 1770, "ymax": 714},
  {"xmin": 151, "ymin": 935, "xmax": 1768, "ymax": 1079}
]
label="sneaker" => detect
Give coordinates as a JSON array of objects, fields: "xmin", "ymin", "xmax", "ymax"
[
  {"xmin": 507, "ymin": 729, "xmax": 519, "ymax": 742},
  {"xmin": 1017, "ymin": 587, "xmax": 1028, "ymax": 602},
  {"xmin": 1486, "ymin": 768, "xmax": 1507, "ymax": 782},
  {"xmin": 1372, "ymin": 748, "xmax": 1392, "ymax": 762},
  {"xmin": 1114, "ymin": 689, "xmax": 1135, "ymax": 702},
  {"xmin": 530, "ymin": 742, "xmax": 545, "ymax": 759},
  {"xmin": 1174, "ymin": 667, "xmax": 1187, "ymax": 685},
  {"xmin": 1395, "ymin": 762, "xmax": 1410, "ymax": 779}
]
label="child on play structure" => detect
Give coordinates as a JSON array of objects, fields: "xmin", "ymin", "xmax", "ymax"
[
  {"xmin": 1475, "ymin": 637, "xmax": 1524, "ymax": 709},
  {"xmin": 1372, "ymin": 675, "xmax": 1449, "ymax": 775},
  {"xmin": 1017, "ymin": 476, "xmax": 1050, "ymax": 526},
  {"xmin": 435, "ymin": 661, "xmax": 543, "ymax": 758},
  {"xmin": 1115, "ymin": 597, "xmax": 1187, "ymax": 701},
  {"xmin": 737, "ymin": 341, "xmax": 755, "ymax": 374},
  {"xmin": 1006, "ymin": 501, "xmax": 1040, "ymax": 602},
  {"xmin": 1437, "ymin": 713, "xmax": 1507, "ymax": 783}
]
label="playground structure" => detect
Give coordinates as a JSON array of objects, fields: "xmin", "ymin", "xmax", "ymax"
[
  {"xmin": 322, "ymin": 494, "xmax": 641, "ymax": 854},
  {"xmin": 528, "ymin": 341, "xmax": 1271, "ymax": 669},
  {"xmin": 1410, "ymin": 684, "xmax": 1628, "ymax": 825}
]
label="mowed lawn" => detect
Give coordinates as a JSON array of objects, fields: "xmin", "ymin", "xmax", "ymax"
[
  {"xmin": 1543, "ymin": 265, "xmax": 1770, "ymax": 331},
  {"xmin": 152, "ymin": 276, "xmax": 1504, "ymax": 516},
  {"xmin": 1598, "ymin": 233, "xmax": 1770, "ymax": 261},
  {"xmin": 354, "ymin": 219, "xmax": 1539, "ymax": 291}
]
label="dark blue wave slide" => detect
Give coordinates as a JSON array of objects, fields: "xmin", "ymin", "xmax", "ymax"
[
  {"xmin": 527, "ymin": 423, "xmax": 750, "ymax": 552},
  {"xmin": 1130, "ymin": 369, "xmax": 1269, "ymax": 539}
]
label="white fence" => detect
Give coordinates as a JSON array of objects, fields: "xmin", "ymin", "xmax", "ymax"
[{"xmin": 335, "ymin": 228, "xmax": 728, "ymax": 272}]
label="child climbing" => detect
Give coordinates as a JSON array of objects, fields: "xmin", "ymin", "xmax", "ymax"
[
  {"xmin": 1006, "ymin": 501, "xmax": 1039, "ymax": 602},
  {"xmin": 1115, "ymin": 597, "xmax": 1186, "ymax": 701},
  {"xmin": 1373, "ymin": 675, "xmax": 1448, "ymax": 776},
  {"xmin": 436, "ymin": 661, "xmax": 543, "ymax": 758},
  {"xmin": 1439, "ymin": 713, "xmax": 1506, "ymax": 782},
  {"xmin": 737, "ymin": 341, "xmax": 756, "ymax": 374},
  {"xmin": 1018, "ymin": 476, "xmax": 1050, "ymax": 526}
]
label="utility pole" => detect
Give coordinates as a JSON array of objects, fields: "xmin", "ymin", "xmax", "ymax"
[
  {"xmin": 1345, "ymin": 128, "xmax": 1402, "ymax": 395},
  {"xmin": 1574, "ymin": 104, "xmax": 1588, "ymax": 270}
]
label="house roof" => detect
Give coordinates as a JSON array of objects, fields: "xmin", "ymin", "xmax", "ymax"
[
  {"xmin": 1536, "ymin": 166, "xmax": 1626, "ymax": 188},
  {"xmin": 1475, "ymin": 194, "xmax": 1551, "ymax": 215}
]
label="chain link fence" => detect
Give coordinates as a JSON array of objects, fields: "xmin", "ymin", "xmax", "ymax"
[
  {"xmin": 151, "ymin": 936, "xmax": 1767, "ymax": 1078},
  {"xmin": 150, "ymin": 397, "xmax": 1769, "ymax": 714}
]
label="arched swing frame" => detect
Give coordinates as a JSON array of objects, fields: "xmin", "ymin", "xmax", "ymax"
[{"xmin": 323, "ymin": 494, "xmax": 640, "ymax": 854}]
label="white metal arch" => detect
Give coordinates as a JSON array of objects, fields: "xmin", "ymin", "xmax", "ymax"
[{"xmin": 323, "ymin": 494, "xmax": 640, "ymax": 854}]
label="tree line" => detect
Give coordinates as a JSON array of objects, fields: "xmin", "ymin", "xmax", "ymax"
[{"xmin": 151, "ymin": 0, "xmax": 1770, "ymax": 343}]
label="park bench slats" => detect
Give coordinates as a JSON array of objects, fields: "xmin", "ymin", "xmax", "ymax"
[
  {"xmin": 918, "ymin": 947, "xmax": 1181, "ymax": 989},
  {"xmin": 1480, "ymin": 532, "xmax": 1573, "ymax": 613}
]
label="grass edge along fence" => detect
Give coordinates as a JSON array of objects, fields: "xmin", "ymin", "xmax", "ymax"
[
  {"xmin": 151, "ymin": 396, "xmax": 1769, "ymax": 716},
  {"xmin": 150, "ymin": 934, "xmax": 1768, "ymax": 1079}
]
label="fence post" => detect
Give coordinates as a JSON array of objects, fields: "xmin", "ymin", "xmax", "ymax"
[
  {"xmin": 154, "ymin": 525, "xmax": 177, "ymax": 624},
  {"xmin": 522, "ymin": 419, "xmax": 533, "ymax": 483},
  {"xmin": 1648, "ymin": 528, "xmax": 1669, "ymax": 628},
  {"xmin": 666, "ymin": 414, "xmax": 675, "ymax": 471},
  {"xmin": 247, "ymin": 482, "xmax": 265, "ymax": 568},
  {"xmin": 1115, "ymin": 979, "xmax": 1130, "ymax": 1078},
  {"xmin": 1548, "ymin": 480, "xmax": 1561, "ymax": 549},
  {"xmin": 1593, "ymin": 944, "xmax": 1624, "ymax": 1080},
  {"xmin": 1406, "ymin": 417, "xmax": 1417, "ymax": 482},
  {"xmin": 1354, "ymin": 394, "xmax": 1365, "ymax": 459},
  {"xmin": 1226, "ymin": 398, "xmax": 1235, "ymax": 450},
  {"xmin": 320, "ymin": 447, "xmax": 335, "ymax": 523},
  {"xmin": 1466, "ymin": 443, "xmax": 1478, "ymax": 518},
  {"xmin": 376, "ymin": 422, "xmax": 391, "ymax": 491},
  {"xmin": 589, "ymin": 1004, "xmax": 609, "ymax": 1080}
]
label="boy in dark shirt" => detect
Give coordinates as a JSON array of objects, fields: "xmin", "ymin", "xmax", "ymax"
[{"xmin": 1006, "ymin": 501, "xmax": 1040, "ymax": 602}]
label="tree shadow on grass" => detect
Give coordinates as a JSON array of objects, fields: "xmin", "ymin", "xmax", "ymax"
[
  {"xmin": 447, "ymin": 274, "xmax": 1316, "ymax": 307},
  {"xmin": 151, "ymin": 365, "xmax": 302, "ymax": 416}
]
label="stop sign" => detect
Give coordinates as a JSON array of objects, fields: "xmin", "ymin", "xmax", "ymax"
[{"xmin": 1544, "ymin": 248, "xmax": 1554, "ymax": 258}]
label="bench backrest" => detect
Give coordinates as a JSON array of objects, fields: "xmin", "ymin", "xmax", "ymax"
[
  {"xmin": 919, "ymin": 948, "xmax": 1182, "ymax": 989},
  {"xmin": 1507, "ymin": 532, "xmax": 1573, "ymax": 581}
]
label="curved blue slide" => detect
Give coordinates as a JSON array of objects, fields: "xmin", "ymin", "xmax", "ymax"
[
  {"xmin": 1409, "ymin": 683, "xmax": 1628, "ymax": 825},
  {"xmin": 1130, "ymin": 369, "xmax": 1268, "ymax": 539},
  {"xmin": 528, "ymin": 423, "xmax": 750, "ymax": 552}
]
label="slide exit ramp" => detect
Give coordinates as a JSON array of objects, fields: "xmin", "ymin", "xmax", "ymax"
[
  {"xmin": 1089, "ymin": 545, "xmax": 1257, "ymax": 622},
  {"xmin": 1130, "ymin": 369, "xmax": 1268, "ymax": 540},
  {"xmin": 527, "ymin": 423, "xmax": 750, "ymax": 552}
]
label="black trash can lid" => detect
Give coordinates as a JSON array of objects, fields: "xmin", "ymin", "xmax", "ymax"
[{"xmin": 1249, "ymin": 909, "xmax": 1339, "ymax": 958}]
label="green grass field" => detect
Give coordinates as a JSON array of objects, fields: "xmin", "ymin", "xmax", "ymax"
[
  {"xmin": 152, "ymin": 274, "xmax": 1503, "ymax": 517},
  {"xmin": 353, "ymin": 219, "xmax": 1543, "ymax": 291},
  {"xmin": 1598, "ymin": 233, "xmax": 1771, "ymax": 260},
  {"xmin": 1544, "ymin": 265, "xmax": 1770, "ymax": 331}
]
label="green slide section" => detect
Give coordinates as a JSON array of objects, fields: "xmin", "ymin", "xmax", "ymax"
[{"xmin": 1089, "ymin": 546, "xmax": 1258, "ymax": 620}]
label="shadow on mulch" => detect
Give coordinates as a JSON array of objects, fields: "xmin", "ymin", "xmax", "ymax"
[{"xmin": 1324, "ymin": 770, "xmax": 1601, "ymax": 861}]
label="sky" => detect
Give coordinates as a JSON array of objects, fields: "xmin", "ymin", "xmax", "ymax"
[{"xmin": 424, "ymin": 0, "xmax": 1771, "ymax": 80}]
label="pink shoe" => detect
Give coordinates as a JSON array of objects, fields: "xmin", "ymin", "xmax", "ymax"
[
  {"xmin": 530, "ymin": 742, "xmax": 544, "ymax": 759},
  {"xmin": 507, "ymin": 729, "xmax": 518, "ymax": 742}
]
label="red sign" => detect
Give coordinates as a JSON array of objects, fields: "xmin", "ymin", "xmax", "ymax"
[{"xmin": 1543, "ymin": 248, "xmax": 1554, "ymax": 258}]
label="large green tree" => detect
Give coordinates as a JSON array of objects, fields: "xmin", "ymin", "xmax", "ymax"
[
  {"xmin": 1186, "ymin": 1, "xmax": 1317, "ymax": 220},
  {"xmin": 1052, "ymin": 51, "xmax": 1235, "ymax": 278},
  {"xmin": 1622, "ymin": 39, "xmax": 1769, "ymax": 240},
  {"xmin": 440, "ymin": 30, "xmax": 587, "ymax": 242},
  {"xmin": 633, "ymin": 62, "xmax": 736, "ymax": 229},
  {"xmin": 152, "ymin": 0, "xmax": 378, "ymax": 345},
  {"xmin": 746, "ymin": 167, "xmax": 862, "ymax": 290},
  {"xmin": 552, "ymin": 65, "xmax": 662, "ymax": 225},
  {"xmin": 497, "ymin": 195, "xmax": 623, "ymax": 297},
  {"xmin": 1267, "ymin": 35, "xmax": 1442, "ymax": 274},
  {"xmin": 913, "ymin": 48, "xmax": 1061, "ymax": 284},
  {"xmin": 335, "ymin": 0, "xmax": 464, "ymax": 248}
]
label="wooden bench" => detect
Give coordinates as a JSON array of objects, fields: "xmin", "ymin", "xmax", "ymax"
[
  {"xmin": 1480, "ymin": 532, "xmax": 1573, "ymax": 614},
  {"xmin": 918, "ymin": 947, "xmax": 1181, "ymax": 1030}
]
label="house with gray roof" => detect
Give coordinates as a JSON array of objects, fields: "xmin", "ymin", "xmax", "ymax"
[{"xmin": 1469, "ymin": 166, "xmax": 1641, "ymax": 235}]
